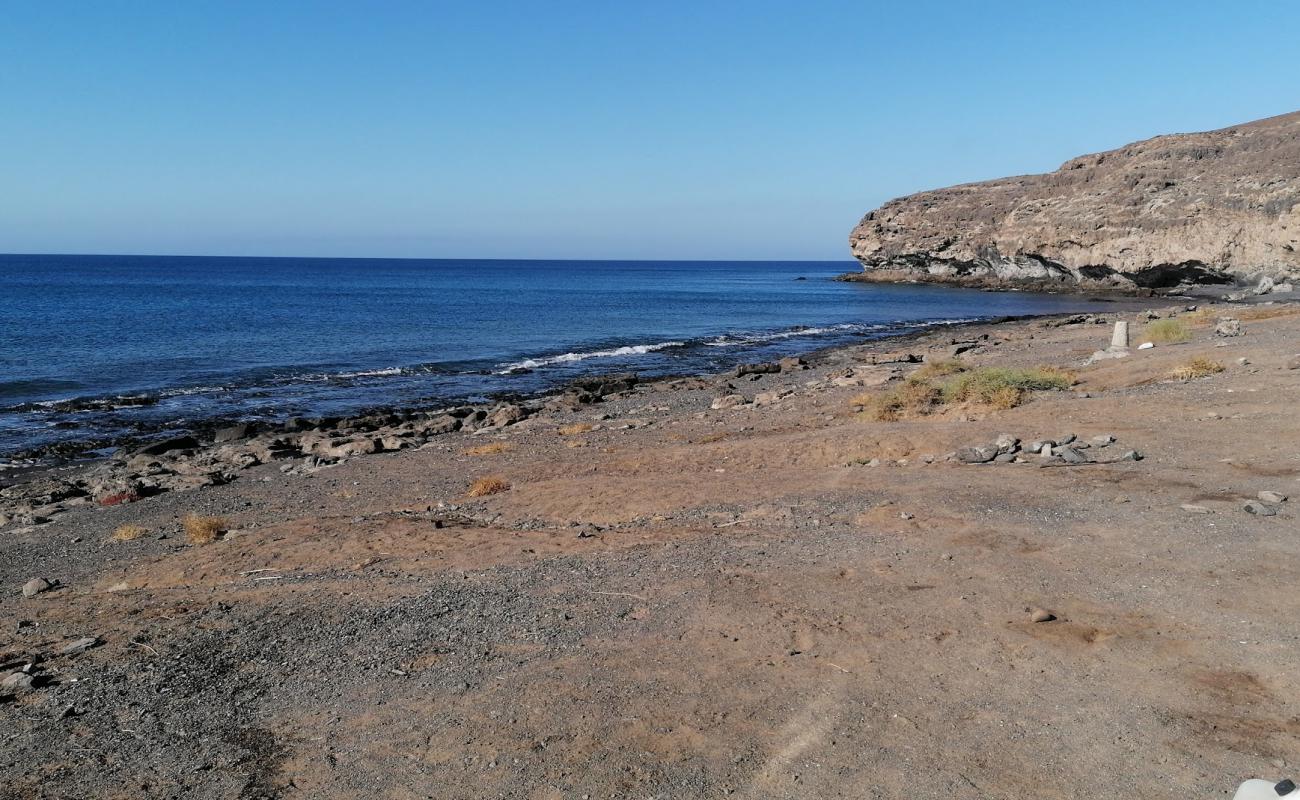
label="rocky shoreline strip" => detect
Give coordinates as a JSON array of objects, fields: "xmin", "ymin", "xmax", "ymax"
[{"xmin": 3, "ymin": 291, "xmax": 1292, "ymax": 533}]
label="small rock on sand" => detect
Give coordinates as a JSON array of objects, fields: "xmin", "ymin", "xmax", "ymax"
[
  {"xmin": 21, "ymin": 578, "xmax": 52, "ymax": 598},
  {"xmin": 956, "ymin": 445, "xmax": 998, "ymax": 464},
  {"xmin": 1180, "ymin": 504, "xmax": 1212, "ymax": 514},
  {"xmin": 1029, "ymin": 608, "xmax": 1057, "ymax": 623},
  {"xmin": 1243, "ymin": 501, "xmax": 1278, "ymax": 517},
  {"xmin": 1055, "ymin": 447, "xmax": 1088, "ymax": 464},
  {"xmin": 58, "ymin": 637, "xmax": 101, "ymax": 655},
  {"xmin": 1258, "ymin": 491, "xmax": 1288, "ymax": 503},
  {"xmin": 1, "ymin": 671, "xmax": 35, "ymax": 692}
]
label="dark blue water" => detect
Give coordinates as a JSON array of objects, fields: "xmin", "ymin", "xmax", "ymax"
[{"xmin": 1, "ymin": 254, "xmax": 1126, "ymax": 461}]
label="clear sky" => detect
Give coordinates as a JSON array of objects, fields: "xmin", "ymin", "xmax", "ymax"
[{"xmin": 3, "ymin": 1, "xmax": 1297, "ymax": 260}]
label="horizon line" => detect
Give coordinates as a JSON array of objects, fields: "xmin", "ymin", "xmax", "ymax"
[{"xmin": 2, "ymin": 251, "xmax": 860, "ymax": 264}]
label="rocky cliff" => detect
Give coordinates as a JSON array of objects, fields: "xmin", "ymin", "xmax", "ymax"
[{"xmin": 849, "ymin": 111, "xmax": 1300, "ymax": 291}]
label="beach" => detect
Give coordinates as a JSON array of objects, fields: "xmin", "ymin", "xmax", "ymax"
[{"xmin": 3, "ymin": 297, "xmax": 1298, "ymax": 797}]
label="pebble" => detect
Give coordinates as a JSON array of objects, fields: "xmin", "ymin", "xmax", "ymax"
[
  {"xmin": 21, "ymin": 578, "xmax": 52, "ymax": 598},
  {"xmin": 1138, "ymin": 342, "xmax": 1155, "ymax": 350},
  {"xmin": 956, "ymin": 445, "xmax": 999, "ymax": 464},
  {"xmin": 1029, "ymin": 608, "xmax": 1057, "ymax": 623},
  {"xmin": 58, "ymin": 636, "xmax": 101, "ymax": 655},
  {"xmin": 1, "ymin": 671, "xmax": 35, "ymax": 692},
  {"xmin": 1258, "ymin": 491, "xmax": 1288, "ymax": 504},
  {"xmin": 1243, "ymin": 501, "xmax": 1278, "ymax": 517},
  {"xmin": 1056, "ymin": 447, "xmax": 1088, "ymax": 464},
  {"xmin": 1180, "ymin": 504, "xmax": 1212, "ymax": 514},
  {"xmin": 1089, "ymin": 434, "xmax": 1115, "ymax": 447}
]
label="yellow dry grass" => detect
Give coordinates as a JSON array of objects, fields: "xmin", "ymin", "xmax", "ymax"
[
  {"xmin": 557, "ymin": 422, "xmax": 595, "ymax": 436},
  {"xmin": 111, "ymin": 524, "xmax": 148, "ymax": 542},
  {"xmin": 182, "ymin": 514, "xmax": 226, "ymax": 545},
  {"xmin": 467, "ymin": 475, "xmax": 511, "ymax": 497},
  {"xmin": 694, "ymin": 432, "xmax": 730, "ymax": 444},
  {"xmin": 1169, "ymin": 356, "xmax": 1225, "ymax": 381},
  {"xmin": 463, "ymin": 441, "xmax": 515, "ymax": 456}
]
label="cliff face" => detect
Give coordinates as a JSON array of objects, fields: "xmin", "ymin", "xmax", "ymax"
[{"xmin": 849, "ymin": 111, "xmax": 1300, "ymax": 290}]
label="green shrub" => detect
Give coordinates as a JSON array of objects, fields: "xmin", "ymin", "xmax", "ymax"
[
  {"xmin": 1144, "ymin": 319, "xmax": 1191, "ymax": 343},
  {"xmin": 857, "ymin": 365, "xmax": 1074, "ymax": 420}
]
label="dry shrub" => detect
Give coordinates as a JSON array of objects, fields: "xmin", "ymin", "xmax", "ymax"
[
  {"xmin": 912, "ymin": 358, "xmax": 967, "ymax": 380},
  {"xmin": 557, "ymin": 422, "xmax": 595, "ymax": 436},
  {"xmin": 1170, "ymin": 357, "xmax": 1225, "ymax": 381},
  {"xmin": 866, "ymin": 377, "xmax": 944, "ymax": 421},
  {"xmin": 111, "ymin": 524, "xmax": 148, "ymax": 542},
  {"xmin": 986, "ymin": 385, "xmax": 1024, "ymax": 411},
  {"xmin": 463, "ymin": 441, "xmax": 514, "ymax": 456},
  {"xmin": 183, "ymin": 514, "xmax": 226, "ymax": 545},
  {"xmin": 467, "ymin": 475, "xmax": 511, "ymax": 497},
  {"xmin": 1144, "ymin": 318, "xmax": 1192, "ymax": 343}
]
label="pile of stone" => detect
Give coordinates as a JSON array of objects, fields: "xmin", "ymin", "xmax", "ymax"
[{"xmin": 952, "ymin": 433, "xmax": 1142, "ymax": 466}]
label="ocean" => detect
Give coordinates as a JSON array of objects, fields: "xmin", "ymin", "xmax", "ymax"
[{"xmin": 0, "ymin": 254, "xmax": 1128, "ymax": 461}]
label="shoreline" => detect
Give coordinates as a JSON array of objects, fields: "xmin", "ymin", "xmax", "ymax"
[
  {"xmin": 1, "ymin": 290, "xmax": 1173, "ymax": 472},
  {"xmin": 2, "ymin": 289, "xmax": 1286, "ymax": 524},
  {"xmin": 0, "ymin": 305, "xmax": 1132, "ymax": 471}
]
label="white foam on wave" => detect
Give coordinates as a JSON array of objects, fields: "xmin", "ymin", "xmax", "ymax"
[
  {"xmin": 162, "ymin": 385, "xmax": 227, "ymax": 397},
  {"xmin": 334, "ymin": 367, "xmax": 404, "ymax": 379},
  {"xmin": 702, "ymin": 323, "xmax": 880, "ymax": 347},
  {"xmin": 498, "ymin": 341, "xmax": 686, "ymax": 373}
]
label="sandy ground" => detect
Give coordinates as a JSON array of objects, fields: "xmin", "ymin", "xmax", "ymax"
[{"xmin": 3, "ymin": 301, "xmax": 1299, "ymax": 799}]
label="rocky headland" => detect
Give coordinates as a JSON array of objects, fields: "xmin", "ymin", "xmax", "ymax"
[{"xmin": 849, "ymin": 110, "xmax": 1300, "ymax": 292}]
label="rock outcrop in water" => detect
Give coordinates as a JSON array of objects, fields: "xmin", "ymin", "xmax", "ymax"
[{"xmin": 848, "ymin": 111, "xmax": 1300, "ymax": 291}]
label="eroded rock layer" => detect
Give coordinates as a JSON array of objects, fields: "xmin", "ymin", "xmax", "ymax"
[{"xmin": 849, "ymin": 111, "xmax": 1300, "ymax": 290}]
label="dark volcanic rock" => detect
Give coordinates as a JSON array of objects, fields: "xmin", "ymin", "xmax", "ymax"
[
  {"xmin": 130, "ymin": 435, "xmax": 201, "ymax": 457},
  {"xmin": 849, "ymin": 111, "xmax": 1300, "ymax": 291}
]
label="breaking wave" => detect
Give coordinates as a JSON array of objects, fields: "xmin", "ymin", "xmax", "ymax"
[{"xmin": 498, "ymin": 341, "xmax": 687, "ymax": 372}]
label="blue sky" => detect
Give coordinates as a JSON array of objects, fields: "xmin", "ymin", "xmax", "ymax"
[{"xmin": 2, "ymin": 1, "xmax": 1297, "ymax": 260}]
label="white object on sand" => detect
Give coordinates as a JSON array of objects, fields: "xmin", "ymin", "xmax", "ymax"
[
  {"xmin": 1234, "ymin": 778, "xmax": 1296, "ymax": 799},
  {"xmin": 1138, "ymin": 342, "xmax": 1154, "ymax": 350}
]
